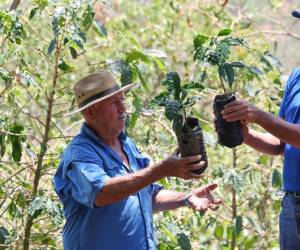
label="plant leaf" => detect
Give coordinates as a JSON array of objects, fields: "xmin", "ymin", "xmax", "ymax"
[
  {"xmin": 143, "ymin": 49, "xmax": 167, "ymax": 58},
  {"xmin": 94, "ymin": 20, "xmax": 107, "ymax": 37},
  {"xmin": 218, "ymin": 28, "xmax": 232, "ymax": 36},
  {"xmin": 125, "ymin": 49, "xmax": 150, "ymax": 64},
  {"xmin": 230, "ymin": 62, "xmax": 246, "ymax": 68},
  {"xmin": 9, "ymin": 123, "xmax": 24, "ymax": 162},
  {"xmin": 29, "ymin": 8, "xmax": 39, "ymax": 19},
  {"xmin": 47, "ymin": 39, "xmax": 57, "ymax": 56},
  {"xmin": 234, "ymin": 216, "xmax": 243, "ymax": 235},
  {"xmin": 272, "ymin": 169, "xmax": 282, "ymax": 189},
  {"xmin": 120, "ymin": 65, "xmax": 133, "ymax": 86},
  {"xmin": 193, "ymin": 34, "xmax": 209, "ymax": 49},
  {"xmin": 177, "ymin": 232, "xmax": 192, "ymax": 250},
  {"xmin": 69, "ymin": 46, "xmax": 77, "ymax": 59},
  {"xmin": 0, "ymin": 226, "xmax": 9, "ymax": 245},
  {"xmin": 82, "ymin": 5, "xmax": 95, "ymax": 31},
  {"xmin": 165, "ymin": 100, "xmax": 181, "ymax": 121}
]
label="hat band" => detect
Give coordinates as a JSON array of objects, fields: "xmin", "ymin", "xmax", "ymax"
[{"xmin": 79, "ymin": 85, "xmax": 121, "ymax": 108}]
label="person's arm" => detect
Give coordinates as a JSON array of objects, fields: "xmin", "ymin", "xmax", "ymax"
[
  {"xmin": 152, "ymin": 183, "xmax": 222, "ymax": 213},
  {"xmin": 242, "ymin": 126, "xmax": 284, "ymax": 155},
  {"xmin": 222, "ymin": 100, "xmax": 300, "ymax": 152},
  {"xmin": 95, "ymin": 154, "xmax": 205, "ymax": 206},
  {"xmin": 255, "ymin": 111, "xmax": 300, "ymax": 148}
]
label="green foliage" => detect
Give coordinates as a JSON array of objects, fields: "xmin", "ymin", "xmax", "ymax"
[
  {"xmin": 0, "ymin": 9, "xmax": 26, "ymax": 44},
  {"xmin": 150, "ymin": 71, "xmax": 204, "ymax": 135},
  {"xmin": 0, "ymin": 0, "xmax": 285, "ymax": 249},
  {"xmin": 193, "ymin": 29, "xmax": 256, "ymax": 92}
]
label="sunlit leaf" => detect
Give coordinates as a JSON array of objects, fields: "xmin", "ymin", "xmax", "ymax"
[{"xmin": 218, "ymin": 28, "xmax": 232, "ymax": 36}]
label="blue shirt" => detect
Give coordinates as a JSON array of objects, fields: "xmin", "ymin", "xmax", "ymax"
[
  {"xmin": 279, "ymin": 67, "xmax": 300, "ymax": 192},
  {"xmin": 54, "ymin": 123, "xmax": 162, "ymax": 250}
]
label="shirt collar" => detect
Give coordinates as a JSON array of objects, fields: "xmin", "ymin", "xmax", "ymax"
[{"xmin": 81, "ymin": 122, "xmax": 127, "ymax": 144}]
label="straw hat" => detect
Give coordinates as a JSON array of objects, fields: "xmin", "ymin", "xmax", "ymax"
[{"xmin": 66, "ymin": 70, "xmax": 137, "ymax": 115}]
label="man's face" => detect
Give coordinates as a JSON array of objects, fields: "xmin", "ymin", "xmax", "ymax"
[{"xmin": 89, "ymin": 91, "xmax": 126, "ymax": 134}]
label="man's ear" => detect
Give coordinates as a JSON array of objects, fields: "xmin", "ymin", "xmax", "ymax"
[{"xmin": 83, "ymin": 107, "xmax": 95, "ymax": 121}]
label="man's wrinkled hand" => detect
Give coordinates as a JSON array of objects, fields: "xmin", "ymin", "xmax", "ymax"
[{"xmin": 187, "ymin": 183, "xmax": 222, "ymax": 211}]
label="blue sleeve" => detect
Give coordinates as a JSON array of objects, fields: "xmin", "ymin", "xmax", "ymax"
[
  {"xmin": 279, "ymin": 68, "xmax": 300, "ymax": 119},
  {"xmin": 66, "ymin": 161, "xmax": 110, "ymax": 209},
  {"xmin": 151, "ymin": 183, "xmax": 164, "ymax": 197}
]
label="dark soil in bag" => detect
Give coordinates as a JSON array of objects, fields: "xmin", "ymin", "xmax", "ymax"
[
  {"xmin": 213, "ymin": 93, "xmax": 243, "ymax": 148},
  {"xmin": 177, "ymin": 117, "xmax": 208, "ymax": 175}
]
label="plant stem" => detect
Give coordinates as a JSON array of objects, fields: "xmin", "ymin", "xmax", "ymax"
[
  {"xmin": 218, "ymin": 73, "xmax": 227, "ymax": 95},
  {"xmin": 22, "ymin": 39, "xmax": 61, "ymax": 250},
  {"xmin": 231, "ymin": 148, "xmax": 237, "ymax": 250}
]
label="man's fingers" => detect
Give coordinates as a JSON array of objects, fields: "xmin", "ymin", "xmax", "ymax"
[
  {"xmin": 183, "ymin": 155, "xmax": 202, "ymax": 164},
  {"xmin": 204, "ymin": 183, "xmax": 218, "ymax": 192},
  {"xmin": 208, "ymin": 204, "xmax": 219, "ymax": 211},
  {"xmin": 213, "ymin": 198, "xmax": 223, "ymax": 205},
  {"xmin": 187, "ymin": 161, "xmax": 205, "ymax": 170},
  {"xmin": 188, "ymin": 173, "xmax": 204, "ymax": 179}
]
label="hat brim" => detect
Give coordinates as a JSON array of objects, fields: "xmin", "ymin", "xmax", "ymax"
[
  {"xmin": 65, "ymin": 82, "xmax": 139, "ymax": 116},
  {"xmin": 292, "ymin": 10, "xmax": 300, "ymax": 18}
]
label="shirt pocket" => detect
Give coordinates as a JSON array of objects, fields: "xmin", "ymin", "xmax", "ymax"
[{"xmin": 105, "ymin": 163, "xmax": 126, "ymax": 177}]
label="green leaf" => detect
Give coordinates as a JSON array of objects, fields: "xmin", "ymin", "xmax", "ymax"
[
  {"xmin": 45, "ymin": 199, "xmax": 63, "ymax": 227},
  {"xmin": 120, "ymin": 65, "xmax": 133, "ymax": 86},
  {"xmin": 173, "ymin": 115, "xmax": 184, "ymax": 136},
  {"xmin": 194, "ymin": 46, "xmax": 207, "ymax": 62},
  {"xmin": 69, "ymin": 46, "xmax": 77, "ymax": 59},
  {"xmin": 183, "ymin": 81, "xmax": 205, "ymax": 91},
  {"xmin": 193, "ymin": 34, "xmax": 209, "ymax": 49},
  {"xmin": 272, "ymin": 169, "xmax": 282, "ymax": 189},
  {"xmin": 33, "ymin": 0, "xmax": 48, "ymax": 10},
  {"xmin": 217, "ymin": 42, "xmax": 230, "ymax": 61},
  {"xmin": 149, "ymin": 91, "xmax": 168, "ymax": 108},
  {"xmin": 261, "ymin": 51, "xmax": 282, "ymax": 70},
  {"xmin": 9, "ymin": 123, "xmax": 24, "ymax": 162},
  {"xmin": 214, "ymin": 225, "xmax": 224, "ymax": 239},
  {"xmin": 0, "ymin": 67, "xmax": 13, "ymax": 85},
  {"xmin": 29, "ymin": 8, "xmax": 39, "ymax": 19},
  {"xmin": 224, "ymin": 63, "xmax": 235, "ymax": 88},
  {"xmin": 29, "ymin": 197, "xmax": 44, "ymax": 219},
  {"xmin": 165, "ymin": 100, "xmax": 181, "ymax": 121},
  {"xmin": 136, "ymin": 65, "xmax": 149, "ymax": 91},
  {"xmin": 234, "ymin": 216, "xmax": 243, "ymax": 235},
  {"xmin": 230, "ymin": 62, "xmax": 246, "ymax": 68},
  {"xmin": 82, "ymin": 5, "xmax": 95, "ymax": 31},
  {"xmin": 125, "ymin": 49, "xmax": 150, "ymax": 64},
  {"xmin": 0, "ymin": 133, "xmax": 4, "ymax": 157},
  {"xmin": 221, "ymin": 37, "xmax": 248, "ymax": 47},
  {"xmin": 177, "ymin": 233, "xmax": 192, "ymax": 250},
  {"xmin": 218, "ymin": 28, "xmax": 232, "ymax": 36},
  {"xmin": 0, "ymin": 226, "xmax": 9, "ymax": 245},
  {"xmin": 163, "ymin": 72, "xmax": 181, "ymax": 99},
  {"xmin": 52, "ymin": 16, "xmax": 59, "ymax": 36},
  {"xmin": 143, "ymin": 49, "xmax": 167, "ymax": 58},
  {"xmin": 94, "ymin": 20, "xmax": 107, "ymax": 37},
  {"xmin": 58, "ymin": 59, "xmax": 74, "ymax": 73},
  {"xmin": 207, "ymin": 51, "xmax": 219, "ymax": 65},
  {"xmin": 47, "ymin": 39, "xmax": 57, "ymax": 56}
]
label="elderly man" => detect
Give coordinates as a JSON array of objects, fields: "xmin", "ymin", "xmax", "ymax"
[
  {"xmin": 222, "ymin": 10, "xmax": 300, "ymax": 250},
  {"xmin": 54, "ymin": 70, "xmax": 221, "ymax": 250}
]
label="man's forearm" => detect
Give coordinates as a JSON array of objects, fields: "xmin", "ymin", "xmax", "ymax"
[
  {"xmin": 256, "ymin": 111, "xmax": 300, "ymax": 149},
  {"xmin": 152, "ymin": 190, "xmax": 187, "ymax": 212},
  {"xmin": 244, "ymin": 128, "xmax": 284, "ymax": 155},
  {"xmin": 95, "ymin": 163, "xmax": 165, "ymax": 206}
]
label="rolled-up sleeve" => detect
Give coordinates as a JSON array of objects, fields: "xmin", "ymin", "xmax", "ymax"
[{"xmin": 67, "ymin": 162, "xmax": 110, "ymax": 209}]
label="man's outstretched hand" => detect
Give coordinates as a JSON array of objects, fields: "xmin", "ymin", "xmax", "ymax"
[{"xmin": 187, "ymin": 183, "xmax": 222, "ymax": 211}]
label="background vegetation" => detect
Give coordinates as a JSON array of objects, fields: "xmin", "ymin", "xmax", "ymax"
[{"xmin": 0, "ymin": 0, "xmax": 300, "ymax": 249}]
